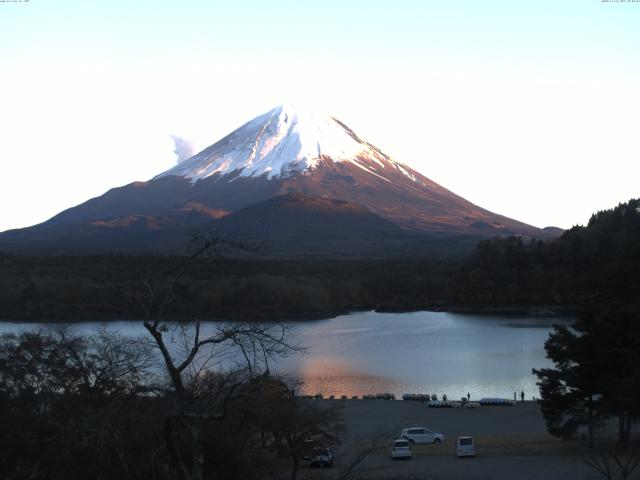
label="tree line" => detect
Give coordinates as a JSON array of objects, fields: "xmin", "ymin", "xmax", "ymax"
[
  {"xmin": 0, "ymin": 253, "xmax": 456, "ymax": 322},
  {"xmin": 528, "ymin": 200, "xmax": 640, "ymax": 479},
  {"xmin": 3, "ymin": 199, "xmax": 639, "ymax": 323},
  {"xmin": 454, "ymin": 198, "xmax": 640, "ymax": 313}
]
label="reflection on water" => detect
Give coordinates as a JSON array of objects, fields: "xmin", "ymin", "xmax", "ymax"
[
  {"xmin": 294, "ymin": 356, "xmax": 403, "ymax": 397},
  {"xmin": 0, "ymin": 311, "xmax": 571, "ymax": 400},
  {"xmin": 272, "ymin": 311, "xmax": 571, "ymax": 399}
]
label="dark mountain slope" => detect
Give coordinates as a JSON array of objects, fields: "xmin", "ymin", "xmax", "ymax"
[{"xmin": 0, "ymin": 105, "xmax": 558, "ymax": 255}]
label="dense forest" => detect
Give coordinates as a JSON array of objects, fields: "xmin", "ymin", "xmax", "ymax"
[
  {"xmin": 453, "ymin": 198, "xmax": 640, "ymax": 313},
  {"xmin": 1, "ymin": 198, "xmax": 638, "ymax": 321},
  {"xmin": 0, "ymin": 254, "xmax": 456, "ymax": 321}
]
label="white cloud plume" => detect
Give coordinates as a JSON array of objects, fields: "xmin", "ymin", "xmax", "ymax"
[{"xmin": 170, "ymin": 134, "xmax": 196, "ymax": 163}]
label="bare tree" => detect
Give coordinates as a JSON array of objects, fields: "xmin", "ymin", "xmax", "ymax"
[
  {"xmin": 0, "ymin": 326, "xmax": 153, "ymax": 401},
  {"xmin": 0, "ymin": 328, "xmax": 157, "ymax": 480},
  {"xmin": 272, "ymin": 397, "xmax": 344, "ymax": 480},
  {"xmin": 583, "ymin": 441, "xmax": 640, "ymax": 480},
  {"xmin": 333, "ymin": 427, "xmax": 395, "ymax": 480},
  {"xmin": 116, "ymin": 234, "xmax": 301, "ymax": 480}
]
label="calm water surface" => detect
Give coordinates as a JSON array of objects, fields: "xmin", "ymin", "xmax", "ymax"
[{"xmin": 0, "ymin": 311, "xmax": 569, "ymax": 400}]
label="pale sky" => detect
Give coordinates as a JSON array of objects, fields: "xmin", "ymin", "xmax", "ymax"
[{"xmin": 1, "ymin": 0, "xmax": 639, "ymax": 232}]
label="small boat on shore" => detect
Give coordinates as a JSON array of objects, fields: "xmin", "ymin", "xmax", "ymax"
[
  {"xmin": 478, "ymin": 398, "xmax": 515, "ymax": 406},
  {"xmin": 427, "ymin": 400, "xmax": 480, "ymax": 409},
  {"xmin": 402, "ymin": 393, "xmax": 431, "ymax": 401}
]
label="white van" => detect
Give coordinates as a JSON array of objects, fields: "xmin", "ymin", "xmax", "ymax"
[
  {"xmin": 456, "ymin": 436, "xmax": 475, "ymax": 457},
  {"xmin": 401, "ymin": 427, "xmax": 445, "ymax": 444}
]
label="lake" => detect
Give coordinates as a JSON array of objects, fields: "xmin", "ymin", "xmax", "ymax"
[{"xmin": 0, "ymin": 310, "xmax": 569, "ymax": 400}]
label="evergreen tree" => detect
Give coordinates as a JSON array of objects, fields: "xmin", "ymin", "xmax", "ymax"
[
  {"xmin": 534, "ymin": 306, "xmax": 640, "ymax": 447},
  {"xmin": 533, "ymin": 320, "xmax": 603, "ymax": 446}
]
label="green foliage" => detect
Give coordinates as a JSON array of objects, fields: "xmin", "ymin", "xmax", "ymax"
[
  {"xmin": 455, "ymin": 198, "xmax": 640, "ymax": 311},
  {"xmin": 534, "ymin": 306, "xmax": 640, "ymax": 446}
]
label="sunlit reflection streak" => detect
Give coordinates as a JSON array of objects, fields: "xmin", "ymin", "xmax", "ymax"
[{"xmin": 291, "ymin": 356, "xmax": 405, "ymax": 397}]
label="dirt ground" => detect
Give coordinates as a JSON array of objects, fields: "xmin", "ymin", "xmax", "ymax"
[{"xmin": 297, "ymin": 400, "xmax": 604, "ymax": 480}]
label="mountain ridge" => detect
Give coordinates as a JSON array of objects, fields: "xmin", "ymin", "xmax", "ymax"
[{"xmin": 0, "ymin": 105, "xmax": 560, "ymax": 255}]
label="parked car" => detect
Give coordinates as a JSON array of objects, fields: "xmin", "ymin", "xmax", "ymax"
[
  {"xmin": 401, "ymin": 427, "xmax": 445, "ymax": 444},
  {"xmin": 308, "ymin": 447, "xmax": 334, "ymax": 468},
  {"xmin": 390, "ymin": 439, "xmax": 412, "ymax": 460},
  {"xmin": 456, "ymin": 436, "xmax": 475, "ymax": 457}
]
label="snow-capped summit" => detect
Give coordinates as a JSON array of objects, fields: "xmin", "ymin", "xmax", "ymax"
[
  {"xmin": 0, "ymin": 104, "xmax": 559, "ymax": 254},
  {"xmin": 156, "ymin": 104, "xmax": 405, "ymax": 182}
]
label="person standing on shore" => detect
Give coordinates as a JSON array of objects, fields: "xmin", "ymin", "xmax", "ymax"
[
  {"xmin": 513, "ymin": 392, "xmax": 516, "ymax": 401},
  {"xmin": 467, "ymin": 392, "xmax": 470, "ymax": 402},
  {"xmin": 520, "ymin": 390, "xmax": 525, "ymax": 402}
]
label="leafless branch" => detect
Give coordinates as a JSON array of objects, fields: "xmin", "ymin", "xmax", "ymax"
[
  {"xmin": 582, "ymin": 442, "xmax": 640, "ymax": 480},
  {"xmin": 335, "ymin": 426, "xmax": 396, "ymax": 480}
]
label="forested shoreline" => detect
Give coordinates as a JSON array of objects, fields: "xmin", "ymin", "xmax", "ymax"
[
  {"xmin": 0, "ymin": 254, "xmax": 457, "ymax": 322},
  {"xmin": 1, "ymin": 198, "xmax": 638, "ymax": 323}
]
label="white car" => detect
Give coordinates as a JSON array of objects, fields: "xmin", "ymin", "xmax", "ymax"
[
  {"xmin": 456, "ymin": 436, "xmax": 475, "ymax": 457},
  {"xmin": 390, "ymin": 439, "xmax": 412, "ymax": 459},
  {"xmin": 401, "ymin": 427, "xmax": 445, "ymax": 444}
]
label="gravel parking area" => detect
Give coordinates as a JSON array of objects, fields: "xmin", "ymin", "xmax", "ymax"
[{"xmin": 298, "ymin": 400, "xmax": 601, "ymax": 480}]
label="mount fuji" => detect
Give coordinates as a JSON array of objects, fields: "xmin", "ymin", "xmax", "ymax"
[{"xmin": 0, "ymin": 105, "xmax": 557, "ymax": 255}]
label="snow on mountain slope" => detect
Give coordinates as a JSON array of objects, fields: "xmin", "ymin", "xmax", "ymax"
[
  {"xmin": 0, "ymin": 103, "xmax": 561, "ymax": 254},
  {"xmin": 156, "ymin": 104, "xmax": 414, "ymax": 183}
]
